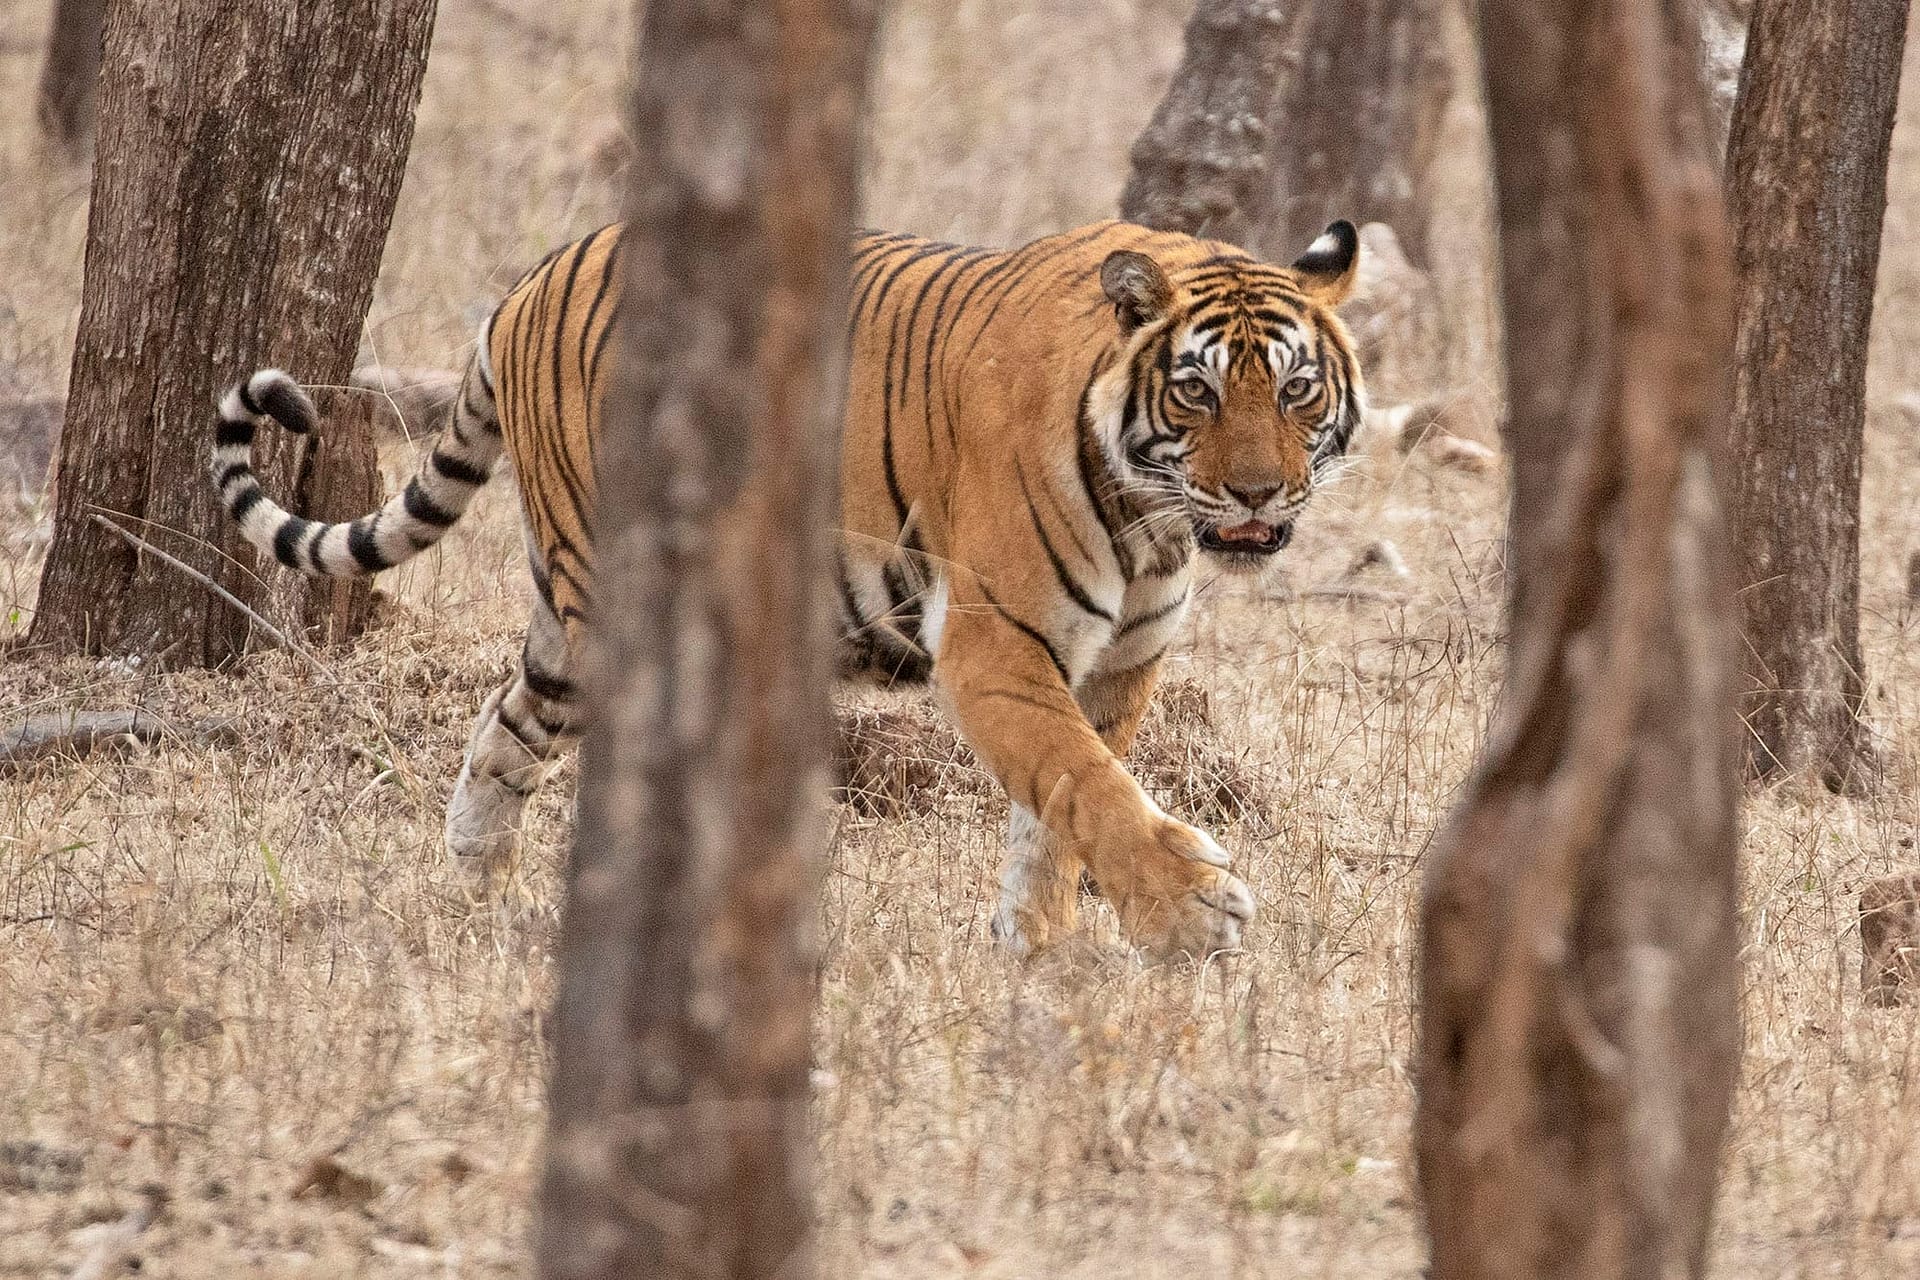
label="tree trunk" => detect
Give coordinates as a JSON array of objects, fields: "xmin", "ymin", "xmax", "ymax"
[
  {"xmin": 28, "ymin": 2, "xmax": 436, "ymax": 665},
  {"xmin": 1259, "ymin": 0, "xmax": 1452, "ymax": 270},
  {"xmin": 34, "ymin": 0, "xmax": 106, "ymax": 157},
  {"xmin": 1117, "ymin": 0, "xmax": 1292, "ymax": 241},
  {"xmin": 1415, "ymin": 1, "xmax": 1742, "ymax": 1276},
  {"xmin": 537, "ymin": 0, "xmax": 874, "ymax": 1276},
  {"xmin": 1724, "ymin": 0, "xmax": 1907, "ymax": 792}
]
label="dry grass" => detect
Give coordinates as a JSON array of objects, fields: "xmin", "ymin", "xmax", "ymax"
[{"xmin": 3, "ymin": 1, "xmax": 1920, "ymax": 1275}]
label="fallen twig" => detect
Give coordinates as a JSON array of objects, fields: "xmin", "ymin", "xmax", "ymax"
[{"xmin": 0, "ymin": 709, "xmax": 239, "ymax": 777}]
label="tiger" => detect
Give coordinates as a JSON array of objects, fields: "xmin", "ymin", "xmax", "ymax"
[{"xmin": 212, "ymin": 217, "xmax": 1362, "ymax": 958}]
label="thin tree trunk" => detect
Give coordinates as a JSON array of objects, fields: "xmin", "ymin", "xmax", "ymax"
[
  {"xmin": 34, "ymin": 0, "xmax": 106, "ymax": 157},
  {"xmin": 1117, "ymin": 0, "xmax": 1292, "ymax": 241},
  {"xmin": 1260, "ymin": 0, "xmax": 1452, "ymax": 270},
  {"xmin": 1724, "ymin": 0, "xmax": 1907, "ymax": 792},
  {"xmin": 1415, "ymin": 1, "xmax": 1742, "ymax": 1276},
  {"xmin": 537, "ymin": 0, "xmax": 874, "ymax": 1275},
  {"xmin": 28, "ymin": 2, "xmax": 436, "ymax": 664}
]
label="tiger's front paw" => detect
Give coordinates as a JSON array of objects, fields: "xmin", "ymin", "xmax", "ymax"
[
  {"xmin": 444, "ymin": 774, "xmax": 525, "ymax": 899},
  {"xmin": 1108, "ymin": 818, "xmax": 1256, "ymax": 959}
]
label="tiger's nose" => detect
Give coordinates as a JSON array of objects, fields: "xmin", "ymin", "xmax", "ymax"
[{"xmin": 1225, "ymin": 483, "xmax": 1281, "ymax": 511}]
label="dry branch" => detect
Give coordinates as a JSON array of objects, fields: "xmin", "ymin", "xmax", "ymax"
[{"xmin": 0, "ymin": 709, "xmax": 238, "ymax": 777}]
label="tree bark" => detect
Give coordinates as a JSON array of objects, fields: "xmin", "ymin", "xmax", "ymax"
[
  {"xmin": 27, "ymin": 2, "xmax": 436, "ymax": 665},
  {"xmin": 537, "ymin": 0, "xmax": 873, "ymax": 1276},
  {"xmin": 1415, "ymin": 1, "xmax": 1742, "ymax": 1277},
  {"xmin": 1260, "ymin": 0, "xmax": 1452, "ymax": 270},
  {"xmin": 1117, "ymin": 0, "xmax": 1292, "ymax": 241},
  {"xmin": 34, "ymin": 0, "xmax": 106, "ymax": 157},
  {"xmin": 1724, "ymin": 0, "xmax": 1907, "ymax": 792}
]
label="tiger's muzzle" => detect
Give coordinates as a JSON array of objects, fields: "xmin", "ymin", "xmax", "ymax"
[{"xmin": 1197, "ymin": 518, "xmax": 1292, "ymax": 557}]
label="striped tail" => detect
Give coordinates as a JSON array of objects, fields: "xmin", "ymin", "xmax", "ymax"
[{"xmin": 211, "ymin": 341, "xmax": 502, "ymax": 576}]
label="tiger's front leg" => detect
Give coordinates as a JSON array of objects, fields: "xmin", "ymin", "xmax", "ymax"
[{"xmin": 936, "ymin": 580, "xmax": 1254, "ymax": 958}]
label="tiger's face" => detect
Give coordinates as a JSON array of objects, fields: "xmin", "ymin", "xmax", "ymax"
[{"xmin": 1093, "ymin": 222, "xmax": 1363, "ymax": 573}]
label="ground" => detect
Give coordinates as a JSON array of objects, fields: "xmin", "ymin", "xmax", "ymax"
[{"xmin": 4, "ymin": 1, "xmax": 1920, "ymax": 1276}]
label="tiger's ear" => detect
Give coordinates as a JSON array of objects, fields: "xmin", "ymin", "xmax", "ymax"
[
  {"xmin": 1101, "ymin": 250, "xmax": 1173, "ymax": 334},
  {"xmin": 1290, "ymin": 220, "xmax": 1360, "ymax": 306}
]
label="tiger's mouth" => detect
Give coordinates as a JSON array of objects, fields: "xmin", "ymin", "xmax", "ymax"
[{"xmin": 1197, "ymin": 519, "xmax": 1291, "ymax": 556}]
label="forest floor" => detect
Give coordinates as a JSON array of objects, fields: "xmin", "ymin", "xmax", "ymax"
[{"xmin": 4, "ymin": 2, "xmax": 1920, "ymax": 1276}]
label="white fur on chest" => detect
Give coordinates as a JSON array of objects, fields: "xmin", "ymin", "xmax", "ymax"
[{"xmin": 1086, "ymin": 568, "xmax": 1193, "ymax": 682}]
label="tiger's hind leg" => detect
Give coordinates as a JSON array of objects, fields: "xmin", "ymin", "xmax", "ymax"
[{"xmin": 446, "ymin": 591, "xmax": 580, "ymax": 894}]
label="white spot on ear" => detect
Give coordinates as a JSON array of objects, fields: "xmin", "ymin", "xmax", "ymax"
[{"xmin": 1307, "ymin": 230, "xmax": 1341, "ymax": 259}]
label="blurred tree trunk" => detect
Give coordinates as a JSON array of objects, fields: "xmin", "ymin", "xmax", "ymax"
[
  {"xmin": 537, "ymin": 0, "xmax": 873, "ymax": 1276},
  {"xmin": 1416, "ymin": 1, "xmax": 1741, "ymax": 1276},
  {"xmin": 35, "ymin": 0, "xmax": 106, "ymax": 157},
  {"xmin": 1118, "ymin": 0, "xmax": 1291, "ymax": 241},
  {"xmin": 29, "ymin": 1, "xmax": 436, "ymax": 665},
  {"xmin": 1260, "ymin": 0, "xmax": 1452, "ymax": 270},
  {"xmin": 1724, "ymin": 0, "xmax": 1907, "ymax": 792}
]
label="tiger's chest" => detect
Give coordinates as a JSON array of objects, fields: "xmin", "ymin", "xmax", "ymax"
[{"xmin": 913, "ymin": 559, "xmax": 1193, "ymax": 690}]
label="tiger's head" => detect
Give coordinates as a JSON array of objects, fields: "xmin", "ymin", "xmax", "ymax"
[{"xmin": 1089, "ymin": 222, "xmax": 1364, "ymax": 572}]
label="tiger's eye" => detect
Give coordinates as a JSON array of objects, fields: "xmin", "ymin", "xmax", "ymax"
[
  {"xmin": 1282, "ymin": 376, "xmax": 1314, "ymax": 401},
  {"xmin": 1172, "ymin": 378, "xmax": 1216, "ymax": 411}
]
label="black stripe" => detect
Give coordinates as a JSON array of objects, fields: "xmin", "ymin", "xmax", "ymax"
[
  {"xmin": 228, "ymin": 486, "xmax": 264, "ymax": 521},
  {"xmin": 1074, "ymin": 367, "xmax": 1133, "ymax": 566},
  {"xmin": 522, "ymin": 658, "xmax": 576, "ymax": 703},
  {"xmin": 956, "ymin": 223, "xmax": 1130, "ymax": 372},
  {"xmin": 496, "ymin": 702, "xmax": 553, "ymax": 753},
  {"xmin": 1115, "ymin": 590, "xmax": 1189, "ymax": 638},
  {"xmin": 1098, "ymin": 650, "xmax": 1168, "ymax": 684},
  {"xmin": 530, "ymin": 555, "xmax": 558, "ymax": 614},
  {"xmin": 1018, "ymin": 463, "xmax": 1113, "ymax": 623},
  {"xmin": 975, "ymin": 688, "xmax": 1065, "ymax": 715},
  {"xmin": 217, "ymin": 461, "xmax": 251, "ymax": 489},
  {"xmin": 529, "ymin": 705, "xmax": 573, "ymax": 739},
  {"xmin": 585, "ymin": 304, "xmax": 619, "ymax": 408},
  {"xmin": 236, "ymin": 381, "xmax": 264, "ymax": 415},
  {"xmin": 894, "ymin": 248, "xmax": 969, "ymax": 417},
  {"xmin": 430, "ymin": 449, "xmax": 490, "ymax": 487},
  {"xmin": 401, "ymin": 480, "xmax": 459, "ymax": 528},
  {"xmin": 977, "ymin": 583, "xmax": 1069, "ymax": 683},
  {"xmin": 272, "ymin": 516, "xmax": 314, "ymax": 568},
  {"xmin": 576, "ymin": 233, "xmax": 620, "ymax": 390},
  {"xmin": 547, "ymin": 232, "xmax": 597, "ymax": 452},
  {"xmin": 851, "ymin": 242, "xmax": 951, "ymax": 339},
  {"xmin": 879, "ymin": 307, "xmax": 911, "ymax": 526},
  {"xmin": 216, "ymin": 419, "xmax": 254, "ymax": 448},
  {"xmin": 347, "ymin": 521, "xmax": 387, "ymax": 571}
]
